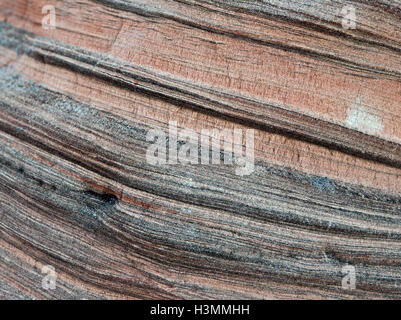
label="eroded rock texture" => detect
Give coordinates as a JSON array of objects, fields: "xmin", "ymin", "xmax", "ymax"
[{"xmin": 0, "ymin": 0, "xmax": 400, "ymax": 299}]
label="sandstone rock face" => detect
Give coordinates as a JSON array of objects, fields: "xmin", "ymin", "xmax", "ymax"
[{"xmin": 0, "ymin": 0, "xmax": 400, "ymax": 299}]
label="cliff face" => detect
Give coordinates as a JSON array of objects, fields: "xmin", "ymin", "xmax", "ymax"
[{"xmin": 0, "ymin": 0, "xmax": 401, "ymax": 299}]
